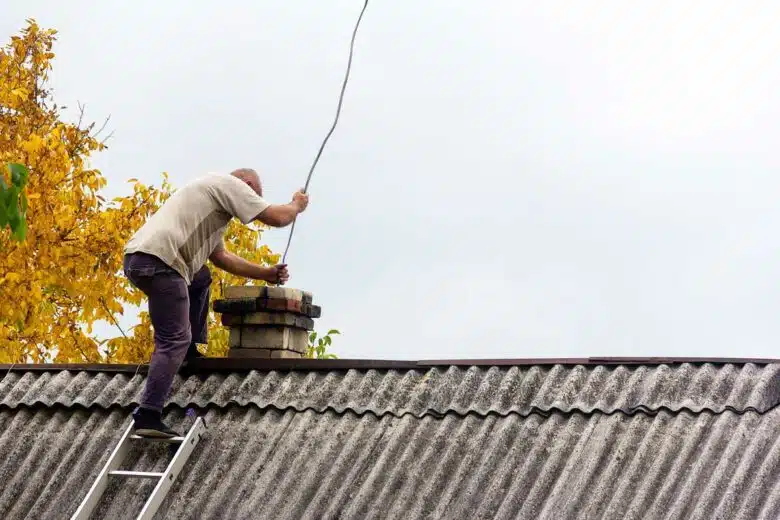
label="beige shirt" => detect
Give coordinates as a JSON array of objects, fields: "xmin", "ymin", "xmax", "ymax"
[{"xmin": 125, "ymin": 173, "xmax": 270, "ymax": 284}]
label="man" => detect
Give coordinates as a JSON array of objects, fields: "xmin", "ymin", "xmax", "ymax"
[{"xmin": 122, "ymin": 168, "xmax": 309, "ymax": 438}]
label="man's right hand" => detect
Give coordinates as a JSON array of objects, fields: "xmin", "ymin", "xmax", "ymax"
[
  {"xmin": 255, "ymin": 189, "xmax": 310, "ymax": 227},
  {"xmin": 293, "ymin": 189, "xmax": 309, "ymax": 213}
]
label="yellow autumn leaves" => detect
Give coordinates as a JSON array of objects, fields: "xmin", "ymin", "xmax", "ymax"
[{"xmin": 0, "ymin": 20, "xmax": 281, "ymax": 363}]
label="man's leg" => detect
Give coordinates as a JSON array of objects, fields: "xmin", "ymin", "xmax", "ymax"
[
  {"xmin": 186, "ymin": 265, "xmax": 212, "ymax": 359},
  {"xmin": 124, "ymin": 253, "xmax": 192, "ymax": 437},
  {"xmin": 140, "ymin": 274, "xmax": 192, "ymax": 413}
]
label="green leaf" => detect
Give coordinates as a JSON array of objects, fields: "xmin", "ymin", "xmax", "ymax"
[
  {"xmin": 6, "ymin": 185, "xmax": 20, "ymax": 227},
  {"xmin": 8, "ymin": 213, "xmax": 20, "ymax": 232},
  {"xmin": 327, "ymin": 329, "xmax": 340, "ymax": 335},
  {"xmin": 8, "ymin": 184, "xmax": 19, "ymax": 208},
  {"xmin": 8, "ymin": 163, "xmax": 29, "ymax": 187},
  {"xmin": 12, "ymin": 216, "xmax": 27, "ymax": 241},
  {"xmin": 0, "ymin": 195, "xmax": 7, "ymax": 228}
]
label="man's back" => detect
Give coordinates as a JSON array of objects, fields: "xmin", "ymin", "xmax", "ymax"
[{"xmin": 124, "ymin": 173, "xmax": 269, "ymax": 283}]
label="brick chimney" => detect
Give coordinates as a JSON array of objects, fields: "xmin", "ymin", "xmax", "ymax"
[{"xmin": 213, "ymin": 286, "xmax": 320, "ymax": 359}]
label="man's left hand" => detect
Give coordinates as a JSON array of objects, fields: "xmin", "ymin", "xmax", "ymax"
[{"xmin": 266, "ymin": 264, "xmax": 289, "ymax": 285}]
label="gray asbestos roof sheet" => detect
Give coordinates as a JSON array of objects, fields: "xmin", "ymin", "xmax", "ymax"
[
  {"xmin": 2, "ymin": 362, "xmax": 780, "ymax": 519},
  {"xmin": 3, "ymin": 405, "xmax": 780, "ymax": 520},
  {"xmin": 2, "ymin": 362, "xmax": 779, "ymax": 416}
]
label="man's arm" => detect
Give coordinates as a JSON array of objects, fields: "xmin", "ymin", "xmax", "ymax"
[
  {"xmin": 255, "ymin": 190, "xmax": 309, "ymax": 227},
  {"xmin": 209, "ymin": 249, "xmax": 289, "ymax": 284}
]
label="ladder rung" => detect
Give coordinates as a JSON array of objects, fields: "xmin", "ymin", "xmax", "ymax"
[
  {"xmin": 109, "ymin": 470, "xmax": 165, "ymax": 479},
  {"xmin": 130, "ymin": 435, "xmax": 186, "ymax": 443}
]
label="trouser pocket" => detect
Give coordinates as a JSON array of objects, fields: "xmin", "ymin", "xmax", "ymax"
[{"xmin": 123, "ymin": 253, "xmax": 179, "ymax": 293}]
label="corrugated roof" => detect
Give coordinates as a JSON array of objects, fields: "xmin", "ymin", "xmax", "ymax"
[
  {"xmin": 2, "ymin": 405, "xmax": 780, "ymax": 520},
  {"xmin": 2, "ymin": 361, "xmax": 780, "ymax": 519},
  {"xmin": 2, "ymin": 363, "xmax": 779, "ymax": 416}
]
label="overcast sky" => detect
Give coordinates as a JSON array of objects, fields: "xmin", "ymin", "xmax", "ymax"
[{"xmin": 4, "ymin": 1, "xmax": 780, "ymax": 360}]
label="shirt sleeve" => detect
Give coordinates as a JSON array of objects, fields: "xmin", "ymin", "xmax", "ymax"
[{"xmin": 211, "ymin": 175, "xmax": 271, "ymax": 224}]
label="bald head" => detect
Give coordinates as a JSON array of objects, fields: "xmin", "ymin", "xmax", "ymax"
[{"xmin": 230, "ymin": 168, "xmax": 262, "ymax": 196}]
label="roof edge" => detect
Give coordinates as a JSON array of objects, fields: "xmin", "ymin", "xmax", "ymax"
[{"xmin": 1, "ymin": 356, "xmax": 778, "ymax": 374}]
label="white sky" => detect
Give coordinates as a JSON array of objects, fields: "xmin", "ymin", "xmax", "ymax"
[{"xmin": 3, "ymin": 1, "xmax": 780, "ymax": 360}]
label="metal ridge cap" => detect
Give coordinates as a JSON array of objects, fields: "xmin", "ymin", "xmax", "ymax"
[
  {"xmin": 418, "ymin": 356, "xmax": 780, "ymax": 366},
  {"xmin": 0, "ymin": 359, "xmax": 419, "ymax": 374},
  {"xmin": 1, "ymin": 356, "xmax": 779, "ymax": 375}
]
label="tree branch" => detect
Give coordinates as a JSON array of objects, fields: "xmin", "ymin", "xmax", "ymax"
[
  {"xmin": 76, "ymin": 101, "xmax": 85, "ymax": 130},
  {"xmin": 100, "ymin": 297, "xmax": 128, "ymax": 340},
  {"xmin": 67, "ymin": 324, "xmax": 93, "ymax": 362},
  {"xmin": 93, "ymin": 114, "xmax": 111, "ymax": 140},
  {"xmin": 99, "ymin": 130, "xmax": 115, "ymax": 146}
]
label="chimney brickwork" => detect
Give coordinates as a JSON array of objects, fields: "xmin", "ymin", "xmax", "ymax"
[{"xmin": 213, "ymin": 286, "xmax": 320, "ymax": 359}]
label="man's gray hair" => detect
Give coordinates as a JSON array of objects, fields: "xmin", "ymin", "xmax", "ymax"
[{"xmin": 230, "ymin": 168, "xmax": 262, "ymax": 195}]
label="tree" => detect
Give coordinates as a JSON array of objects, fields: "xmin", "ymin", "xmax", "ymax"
[
  {"xmin": 0, "ymin": 20, "xmax": 171, "ymax": 362},
  {"xmin": 0, "ymin": 20, "xmax": 337, "ymax": 362}
]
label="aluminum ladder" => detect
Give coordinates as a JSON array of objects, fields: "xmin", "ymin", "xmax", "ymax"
[{"xmin": 71, "ymin": 417, "xmax": 206, "ymax": 520}]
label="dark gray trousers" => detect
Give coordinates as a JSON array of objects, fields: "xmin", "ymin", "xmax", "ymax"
[{"xmin": 123, "ymin": 252, "xmax": 211, "ymax": 412}]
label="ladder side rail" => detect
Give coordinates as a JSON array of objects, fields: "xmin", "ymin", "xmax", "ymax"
[
  {"xmin": 70, "ymin": 420, "xmax": 136, "ymax": 520},
  {"xmin": 136, "ymin": 417, "xmax": 206, "ymax": 520}
]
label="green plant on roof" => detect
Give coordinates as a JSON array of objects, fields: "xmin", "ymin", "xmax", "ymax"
[
  {"xmin": 0, "ymin": 163, "xmax": 30, "ymax": 241},
  {"xmin": 307, "ymin": 329, "xmax": 339, "ymax": 359}
]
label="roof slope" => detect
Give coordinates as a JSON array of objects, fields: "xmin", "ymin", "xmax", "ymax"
[{"xmin": 1, "ymin": 361, "xmax": 780, "ymax": 520}]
